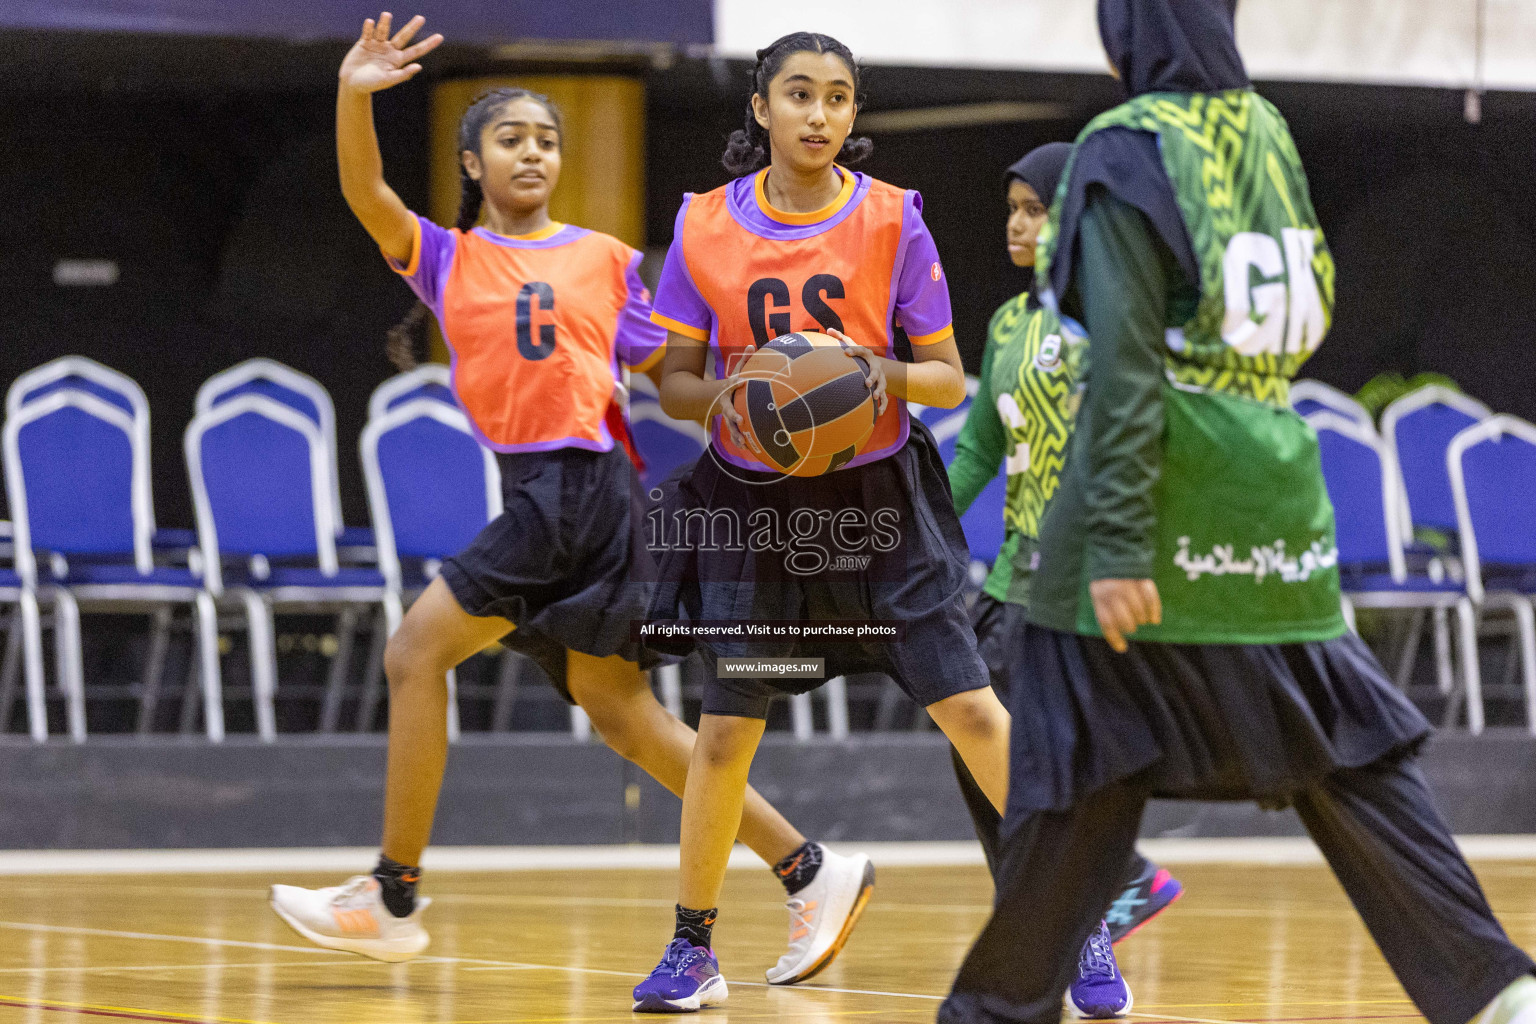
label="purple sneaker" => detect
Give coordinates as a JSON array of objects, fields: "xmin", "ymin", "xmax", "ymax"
[
  {"xmin": 632, "ymin": 939, "xmax": 729, "ymax": 1013},
  {"xmin": 1066, "ymin": 921, "xmax": 1133, "ymax": 1019}
]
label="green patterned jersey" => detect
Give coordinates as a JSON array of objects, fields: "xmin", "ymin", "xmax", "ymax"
[
  {"xmin": 950, "ymin": 295, "xmax": 1083, "ymax": 607},
  {"xmin": 1031, "ymin": 90, "xmax": 1347, "ymax": 643}
]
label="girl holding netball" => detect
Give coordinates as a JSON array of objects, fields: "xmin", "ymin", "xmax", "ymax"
[
  {"xmin": 633, "ymin": 31, "xmax": 1012, "ymax": 1013},
  {"xmin": 269, "ymin": 13, "xmax": 873, "ymax": 977}
]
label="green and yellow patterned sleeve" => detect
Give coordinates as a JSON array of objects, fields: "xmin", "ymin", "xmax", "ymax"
[{"xmin": 948, "ymin": 311, "xmax": 1010, "ymax": 517}]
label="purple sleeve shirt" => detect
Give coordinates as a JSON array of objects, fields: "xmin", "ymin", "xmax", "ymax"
[
  {"xmin": 649, "ymin": 197, "xmax": 714, "ymax": 341},
  {"xmin": 893, "ymin": 192, "xmax": 954, "ymax": 344},
  {"xmin": 616, "ymin": 249, "xmax": 668, "ymax": 370},
  {"xmin": 386, "ymin": 214, "xmax": 458, "ymax": 320}
]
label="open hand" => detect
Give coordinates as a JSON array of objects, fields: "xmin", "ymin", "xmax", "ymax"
[
  {"xmin": 1089, "ymin": 578, "xmax": 1162, "ymax": 653},
  {"xmin": 339, "ymin": 13, "xmax": 443, "ymax": 94},
  {"xmin": 826, "ymin": 328, "xmax": 888, "ymax": 414}
]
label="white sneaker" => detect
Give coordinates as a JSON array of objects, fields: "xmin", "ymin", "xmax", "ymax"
[
  {"xmin": 764, "ymin": 847, "xmax": 875, "ymax": 985},
  {"xmin": 269, "ymin": 875, "xmax": 431, "ymax": 963}
]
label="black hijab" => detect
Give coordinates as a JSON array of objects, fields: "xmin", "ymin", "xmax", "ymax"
[
  {"xmin": 1006, "ymin": 142, "xmax": 1073, "ymax": 305},
  {"xmin": 1005, "ymin": 142, "xmax": 1072, "ymax": 206},
  {"xmin": 1099, "ymin": 0, "xmax": 1248, "ymax": 96},
  {"xmin": 1045, "ymin": 0, "xmax": 1250, "ymax": 305}
]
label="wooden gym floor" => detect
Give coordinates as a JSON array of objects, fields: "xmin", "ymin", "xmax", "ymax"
[{"xmin": 0, "ymin": 858, "xmax": 1533, "ymax": 1023}]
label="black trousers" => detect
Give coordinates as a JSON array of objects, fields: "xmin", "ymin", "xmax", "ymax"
[
  {"xmin": 950, "ymin": 745, "xmax": 1151, "ymax": 889},
  {"xmin": 938, "ymin": 752, "xmax": 1535, "ymax": 1024}
]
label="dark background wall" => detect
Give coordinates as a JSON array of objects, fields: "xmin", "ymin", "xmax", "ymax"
[{"xmin": 3, "ymin": 32, "xmax": 1534, "ymax": 530}]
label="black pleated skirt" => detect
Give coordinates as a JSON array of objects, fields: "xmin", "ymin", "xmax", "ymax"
[{"xmin": 995, "ymin": 608, "xmax": 1432, "ymax": 816}]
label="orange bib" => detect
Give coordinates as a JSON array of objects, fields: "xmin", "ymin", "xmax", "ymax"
[
  {"xmin": 680, "ymin": 178, "xmax": 911, "ymax": 470},
  {"xmin": 442, "ymin": 228, "xmax": 633, "ymax": 452}
]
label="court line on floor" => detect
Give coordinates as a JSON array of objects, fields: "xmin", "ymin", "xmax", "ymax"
[
  {"xmin": 0, "ymin": 960, "xmax": 374, "ymax": 976},
  {"xmin": 0, "ymin": 920, "xmax": 1434, "ymax": 1024},
  {"xmin": 0, "ymin": 920, "xmax": 952, "ymax": 1004},
  {"xmin": 0, "ymin": 992, "xmax": 269, "ymax": 1024}
]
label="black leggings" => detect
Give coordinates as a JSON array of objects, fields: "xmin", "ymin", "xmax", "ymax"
[
  {"xmin": 939, "ymin": 752, "xmax": 1534, "ymax": 1024},
  {"xmin": 950, "ymin": 745, "xmax": 1152, "ymax": 890}
]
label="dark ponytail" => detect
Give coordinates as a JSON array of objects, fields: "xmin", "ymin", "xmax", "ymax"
[
  {"xmin": 721, "ymin": 32, "xmax": 873, "ymax": 176},
  {"xmin": 386, "ymin": 87, "xmax": 565, "ymax": 369}
]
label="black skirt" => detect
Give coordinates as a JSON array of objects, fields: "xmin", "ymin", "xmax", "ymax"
[
  {"xmin": 644, "ymin": 419, "xmax": 989, "ymax": 708},
  {"xmin": 1002, "ymin": 615, "xmax": 1432, "ymax": 816},
  {"xmin": 441, "ymin": 445, "xmax": 661, "ymax": 696}
]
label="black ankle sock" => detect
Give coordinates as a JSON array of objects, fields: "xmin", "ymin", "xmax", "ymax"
[
  {"xmin": 772, "ymin": 840, "xmax": 823, "ymax": 896},
  {"xmin": 674, "ymin": 905, "xmax": 717, "ymax": 949},
  {"xmin": 373, "ymin": 855, "xmax": 420, "ymax": 918}
]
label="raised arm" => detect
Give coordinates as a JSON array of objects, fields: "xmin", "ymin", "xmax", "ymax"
[{"xmin": 336, "ymin": 12, "xmax": 443, "ymax": 264}]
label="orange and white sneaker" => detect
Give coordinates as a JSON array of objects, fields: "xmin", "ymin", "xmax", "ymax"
[
  {"xmin": 269, "ymin": 875, "xmax": 431, "ymax": 963},
  {"xmin": 764, "ymin": 847, "xmax": 875, "ymax": 985}
]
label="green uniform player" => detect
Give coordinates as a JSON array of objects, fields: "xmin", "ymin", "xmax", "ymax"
[{"xmin": 940, "ymin": 3, "xmax": 1536, "ymax": 1024}]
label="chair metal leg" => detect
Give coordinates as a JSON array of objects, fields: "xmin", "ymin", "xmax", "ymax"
[
  {"xmin": 53, "ymin": 590, "xmax": 86, "ymax": 743},
  {"xmin": 1513, "ymin": 598, "xmax": 1536, "ymax": 737},
  {"xmin": 446, "ymin": 666, "xmax": 462, "ymax": 743},
  {"xmin": 319, "ymin": 608, "xmax": 359, "ymax": 734},
  {"xmin": 383, "ymin": 591, "xmax": 403, "ymax": 636},
  {"xmin": 824, "ymin": 675, "xmax": 850, "ymax": 739},
  {"xmin": 238, "ymin": 590, "xmax": 278, "ymax": 743},
  {"xmin": 1393, "ymin": 607, "xmax": 1427, "ymax": 691},
  {"xmin": 1457, "ymin": 598, "xmax": 1485, "ymax": 735},
  {"xmin": 193, "ymin": 592, "xmax": 225, "ymax": 743},
  {"xmin": 789, "ymin": 693, "xmax": 814, "ymax": 741},
  {"xmin": 136, "ymin": 607, "xmax": 174, "ymax": 735},
  {"xmin": 491, "ymin": 650, "xmax": 521, "ymax": 732},
  {"xmin": 356, "ymin": 608, "xmax": 388, "ymax": 733},
  {"xmin": 0, "ymin": 609, "xmax": 22, "ymax": 732},
  {"xmin": 1432, "ymin": 605, "xmax": 1454, "ymax": 698},
  {"xmin": 19, "ymin": 589, "xmax": 46, "ymax": 743},
  {"xmin": 179, "ymin": 641, "xmax": 203, "ymax": 736},
  {"xmin": 654, "ymin": 663, "xmax": 683, "ymax": 719},
  {"xmin": 568, "ymin": 701, "xmax": 591, "ymax": 741}
]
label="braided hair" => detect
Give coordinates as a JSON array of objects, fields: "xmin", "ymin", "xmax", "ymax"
[
  {"xmin": 386, "ymin": 87, "xmax": 564, "ymax": 371},
  {"xmin": 721, "ymin": 32, "xmax": 873, "ymax": 176}
]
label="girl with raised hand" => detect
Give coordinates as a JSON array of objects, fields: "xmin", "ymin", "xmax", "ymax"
[
  {"xmin": 269, "ymin": 12, "xmax": 868, "ymax": 974},
  {"xmin": 632, "ymin": 31, "xmax": 1012, "ymax": 1013}
]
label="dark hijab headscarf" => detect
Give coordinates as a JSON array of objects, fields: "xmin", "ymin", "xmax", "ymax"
[
  {"xmin": 1006, "ymin": 142, "xmax": 1073, "ymax": 304},
  {"xmin": 1044, "ymin": 0, "xmax": 1250, "ymax": 305},
  {"xmin": 1099, "ymin": 0, "xmax": 1248, "ymax": 96},
  {"xmin": 1005, "ymin": 142, "xmax": 1072, "ymax": 207}
]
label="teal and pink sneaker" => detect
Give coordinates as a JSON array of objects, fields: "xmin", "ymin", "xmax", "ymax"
[
  {"xmin": 1105, "ymin": 862, "xmax": 1184, "ymax": 944},
  {"xmin": 632, "ymin": 939, "xmax": 728, "ymax": 1013}
]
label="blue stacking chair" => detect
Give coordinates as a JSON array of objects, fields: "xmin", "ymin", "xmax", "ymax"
[
  {"xmin": 9, "ymin": 356, "xmax": 197, "ymax": 551},
  {"xmin": 1309, "ymin": 412, "xmax": 1478, "ymax": 726},
  {"xmin": 186, "ymin": 393, "xmax": 389, "ymax": 741},
  {"xmin": 197, "ymin": 359, "xmax": 372, "ymax": 550},
  {"xmin": 1290, "ymin": 379, "xmax": 1371, "ymax": 428},
  {"xmin": 1381, "ymin": 385, "xmax": 1491, "ymax": 540},
  {"xmin": 369, "ymin": 365, "xmax": 456, "ymax": 421},
  {"xmin": 1448, "ymin": 415, "xmax": 1536, "ymax": 736},
  {"xmin": 360, "ymin": 398, "xmax": 503, "ymax": 740},
  {"xmin": 4, "ymin": 382, "xmax": 222, "ymax": 742}
]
